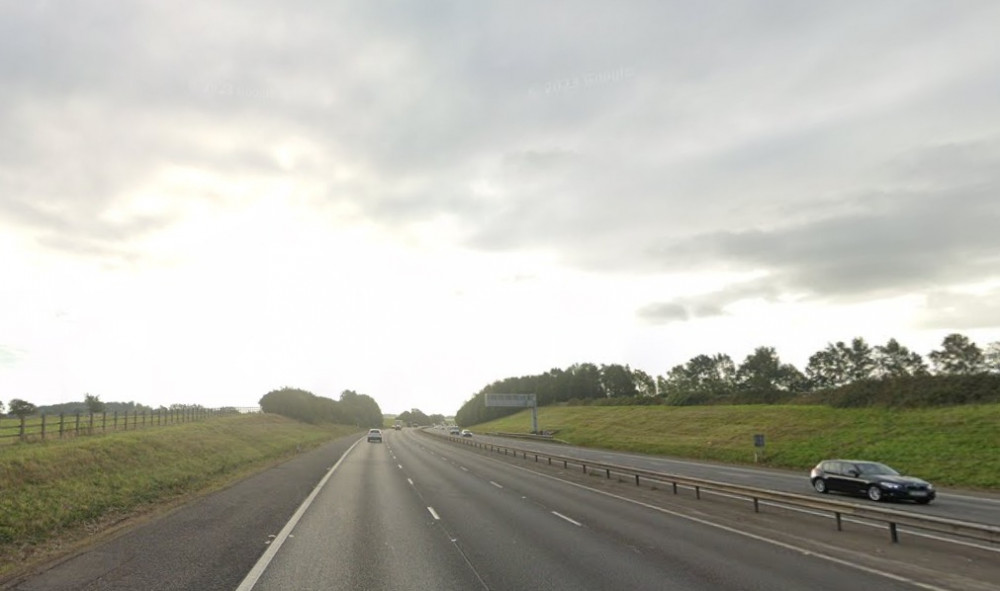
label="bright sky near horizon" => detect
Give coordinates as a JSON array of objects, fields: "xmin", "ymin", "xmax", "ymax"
[{"xmin": 2, "ymin": 2, "xmax": 999, "ymax": 416}]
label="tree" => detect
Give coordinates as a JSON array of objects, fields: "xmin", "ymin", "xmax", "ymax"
[
  {"xmin": 660, "ymin": 353, "xmax": 736, "ymax": 405},
  {"xmin": 928, "ymin": 333, "xmax": 984, "ymax": 375},
  {"xmin": 632, "ymin": 369, "xmax": 657, "ymax": 397},
  {"xmin": 600, "ymin": 364, "xmax": 639, "ymax": 398},
  {"xmin": 84, "ymin": 393, "xmax": 105, "ymax": 414},
  {"xmin": 736, "ymin": 347, "xmax": 805, "ymax": 403},
  {"xmin": 8, "ymin": 399, "xmax": 37, "ymax": 419},
  {"xmin": 806, "ymin": 338, "xmax": 875, "ymax": 390},
  {"xmin": 0, "ymin": 400, "xmax": 4, "ymax": 415},
  {"xmin": 397, "ymin": 408, "xmax": 431, "ymax": 426},
  {"xmin": 872, "ymin": 339, "xmax": 928, "ymax": 378},
  {"xmin": 984, "ymin": 341, "xmax": 1000, "ymax": 374}
]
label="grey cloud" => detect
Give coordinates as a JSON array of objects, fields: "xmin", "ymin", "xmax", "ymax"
[
  {"xmin": 0, "ymin": 345, "xmax": 25, "ymax": 368},
  {"xmin": 3, "ymin": 0, "xmax": 1000, "ymax": 310},
  {"xmin": 638, "ymin": 278, "xmax": 782, "ymax": 324},
  {"xmin": 637, "ymin": 302, "xmax": 690, "ymax": 323},
  {"xmin": 919, "ymin": 290, "xmax": 1000, "ymax": 330}
]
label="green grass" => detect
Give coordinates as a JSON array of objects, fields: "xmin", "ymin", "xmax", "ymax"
[
  {"xmin": 470, "ymin": 404, "xmax": 1000, "ymax": 490},
  {"xmin": 0, "ymin": 414, "xmax": 359, "ymax": 575}
]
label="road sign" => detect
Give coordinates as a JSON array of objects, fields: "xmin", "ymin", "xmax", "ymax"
[
  {"xmin": 485, "ymin": 393, "xmax": 538, "ymax": 433},
  {"xmin": 754, "ymin": 434, "xmax": 765, "ymax": 448},
  {"xmin": 485, "ymin": 393, "xmax": 537, "ymax": 408}
]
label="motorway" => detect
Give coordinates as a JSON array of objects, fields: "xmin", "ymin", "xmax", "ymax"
[
  {"xmin": 240, "ymin": 428, "xmax": 987, "ymax": 591},
  {"xmin": 461, "ymin": 431, "xmax": 1000, "ymax": 526},
  {"xmin": 8, "ymin": 429, "xmax": 997, "ymax": 590}
]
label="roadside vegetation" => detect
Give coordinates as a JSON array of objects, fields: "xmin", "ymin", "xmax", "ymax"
[
  {"xmin": 469, "ymin": 404, "xmax": 1000, "ymax": 490},
  {"xmin": 0, "ymin": 413, "xmax": 358, "ymax": 577},
  {"xmin": 456, "ymin": 333, "xmax": 1000, "ymax": 427}
]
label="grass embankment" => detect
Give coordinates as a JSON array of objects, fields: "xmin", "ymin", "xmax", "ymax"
[
  {"xmin": 0, "ymin": 413, "xmax": 358, "ymax": 575},
  {"xmin": 471, "ymin": 404, "xmax": 1000, "ymax": 490}
]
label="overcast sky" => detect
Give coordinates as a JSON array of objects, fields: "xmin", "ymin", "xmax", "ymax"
[{"xmin": 2, "ymin": 1, "xmax": 999, "ymax": 416}]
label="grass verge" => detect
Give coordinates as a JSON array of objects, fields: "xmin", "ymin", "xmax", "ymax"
[
  {"xmin": 0, "ymin": 413, "xmax": 359, "ymax": 575},
  {"xmin": 470, "ymin": 404, "xmax": 1000, "ymax": 490}
]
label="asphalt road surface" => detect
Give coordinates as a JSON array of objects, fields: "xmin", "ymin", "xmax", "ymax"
[
  {"xmin": 9, "ymin": 428, "xmax": 997, "ymax": 590},
  {"xmin": 241, "ymin": 429, "xmax": 960, "ymax": 591},
  {"xmin": 460, "ymin": 431, "xmax": 1000, "ymax": 526}
]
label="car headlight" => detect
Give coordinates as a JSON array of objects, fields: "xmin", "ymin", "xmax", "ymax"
[
  {"xmin": 926, "ymin": 484, "xmax": 935, "ymax": 490},
  {"xmin": 881, "ymin": 482, "xmax": 902, "ymax": 489}
]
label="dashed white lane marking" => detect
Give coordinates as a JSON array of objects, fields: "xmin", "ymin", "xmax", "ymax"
[
  {"xmin": 398, "ymin": 464, "xmax": 403, "ymax": 469},
  {"xmin": 490, "ymin": 481, "xmax": 503, "ymax": 489},
  {"xmin": 551, "ymin": 511, "xmax": 583, "ymax": 527},
  {"xmin": 407, "ymin": 478, "xmax": 414, "ymax": 486},
  {"xmin": 427, "ymin": 506, "xmax": 441, "ymax": 520},
  {"xmin": 460, "ymin": 466, "xmax": 469, "ymax": 472}
]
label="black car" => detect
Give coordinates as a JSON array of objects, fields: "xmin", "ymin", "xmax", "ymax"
[{"xmin": 810, "ymin": 460, "xmax": 935, "ymax": 504}]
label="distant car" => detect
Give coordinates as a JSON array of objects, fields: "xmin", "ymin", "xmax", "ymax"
[
  {"xmin": 448, "ymin": 427, "xmax": 461, "ymax": 436},
  {"xmin": 461, "ymin": 429, "xmax": 472, "ymax": 437},
  {"xmin": 810, "ymin": 460, "xmax": 935, "ymax": 504},
  {"xmin": 367, "ymin": 429, "xmax": 383, "ymax": 443}
]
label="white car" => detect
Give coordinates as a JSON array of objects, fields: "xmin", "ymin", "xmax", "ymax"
[{"xmin": 367, "ymin": 429, "xmax": 383, "ymax": 443}]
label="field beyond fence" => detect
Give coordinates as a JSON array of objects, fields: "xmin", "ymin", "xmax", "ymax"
[{"xmin": 0, "ymin": 407, "xmax": 261, "ymax": 445}]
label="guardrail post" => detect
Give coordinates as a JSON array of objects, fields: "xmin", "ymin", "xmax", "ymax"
[
  {"xmin": 695, "ymin": 485, "xmax": 701, "ymax": 500},
  {"xmin": 548, "ymin": 457, "xmax": 552, "ymax": 465},
  {"xmin": 753, "ymin": 498, "xmax": 759, "ymax": 513},
  {"xmin": 606, "ymin": 468, "xmax": 611, "ymax": 479},
  {"xmin": 535, "ymin": 454, "xmax": 538, "ymax": 462},
  {"xmin": 635, "ymin": 474, "xmax": 640, "ymax": 486},
  {"xmin": 889, "ymin": 522, "xmax": 899, "ymax": 543},
  {"xmin": 564, "ymin": 460, "xmax": 568, "ymax": 468},
  {"xmin": 672, "ymin": 482, "xmax": 678, "ymax": 494},
  {"xmin": 835, "ymin": 512, "xmax": 842, "ymax": 531},
  {"xmin": 582, "ymin": 464, "xmax": 587, "ymax": 474}
]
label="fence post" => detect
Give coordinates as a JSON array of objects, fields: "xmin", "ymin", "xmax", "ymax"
[
  {"xmin": 41, "ymin": 413, "xmax": 47, "ymax": 441},
  {"xmin": 19, "ymin": 415, "xmax": 26, "ymax": 441},
  {"xmin": 75, "ymin": 412, "xmax": 81, "ymax": 437},
  {"xmin": 59, "ymin": 413, "xmax": 65, "ymax": 438},
  {"xmin": 114, "ymin": 411, "xmax": 118, "ymax": 432},
  {"xmin": 89, "ymin": 412, "xmax": 94, "ymax": 434},
  {"xmin": 102, "ymin": 412, "xmax": 106, "ymax": 433}
]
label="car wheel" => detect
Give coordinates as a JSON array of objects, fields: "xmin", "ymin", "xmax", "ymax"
[
  {"xmin": 867, "ymin": 485, "xmax": 883, "ymax": 502},
  {"xmin": 813, "ymin": 478, "xmax": 828, "ymax": 494}
]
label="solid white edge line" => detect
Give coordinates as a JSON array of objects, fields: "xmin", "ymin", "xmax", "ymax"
[
  {"xmin": 427, "ymin": 506, "xmax": 441, "ymax": 520},
  {"xmin": 551, "ymin": 511, "xmax": 582, "ymax": 527},
  {"xmin": 235, "ymin": 437, "xmax": 364, "ymax": 591}
]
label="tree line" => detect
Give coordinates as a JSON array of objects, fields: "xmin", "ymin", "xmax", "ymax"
[
  {"xmin": 454, "ymin": 333, "xmax": 1000, "ymax": 426},
  {"xmin": 258, "ymin": 387, "xmax": 383, "ymax": 428},
  {"xmin": 393, "ymin": 408, "xmax": 446, "ymax": 426}
]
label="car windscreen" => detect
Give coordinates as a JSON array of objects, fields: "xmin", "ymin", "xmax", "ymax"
[{"xmin": 857, "ymin": 463, "xmax": 899, "ymax": 475}]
